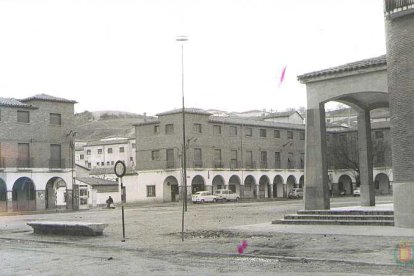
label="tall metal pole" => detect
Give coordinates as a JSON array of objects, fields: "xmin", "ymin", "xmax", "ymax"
[{"xmin": 177, "ymin": 35, "xmax": 188, "ymax": 241}]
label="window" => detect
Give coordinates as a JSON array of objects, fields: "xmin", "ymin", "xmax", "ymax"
[
  {"xmin": 166, "ymin": 149, "xmax": 174, "ymax": 168},
  {"xmin": 17, "ymin": 143, "xmax": 30, "ymax": 168},
  {"xmin": 214, "ymin": 149, "xmax": 222, "ymax": 168},
  {"xmin": 147, "ymin": 185, "xmax": 156, "ymax": 197},
  {"xmin": 300, "ymin": 153, "xmax": 305, "ymax": 169},
  {"xmin": 132, "ymin": 143, "xmax": 136, "ymax": 149},
  {"xmin": 260, "ymin": 151, "xmax": 267, "ymax": 168},
  {"xmin": 245, "ymin": 127, "xmax": 252, "ymax": 137},
  {"xmin": 375, "ymin": 131, "xmax": 384, "ymax": 139},
  {"xmin": 274, "ymin": 152, "xmax": 281, "ymax": 168},
  {"xmin": 154, "ymin": 125, "xmax": 160, "ymax": 134},
  {"xmin": 49, "ymin": 113, "xmax": 61, "ymax": 125},
  {"xmin": 287, "ymin": 130, "xmax": 293, "ymax": 139},
  {"xmin": 119, "ymin": 147, "xmax": 125, "ymax": 153},
  {"xmin": 101, "ymin": 162, "xmax": 104, "ymax": 166},
  {"xmin": 111, "ymin": 161, "xmax": 114, "ymax": 165},
  {"xmin": 88, "ymin": 162, "xmax": 91, "ymax": 168},
  {"xmin": 288, "ymin": 152, "xmax": 294, "ymax": 169},
  {"xmin": 260, "ymin": 129, "xmax": 267, "ymax": 138},
  {"xmin": 299, "ymin": 131, "xmax": 305, "ymax": 140},
  {"xmin": 230, "ymin": 149, "xmax": 238, "ymax": 168},
  {"xmin": 230, "ymin": 126, "xmax": 238, "ymax": 136},
  {"xmin": 194, "ymin": 148, "xmax": 202, "ymax": 167},
  {"xmin": 130, "ymin": 157, "xmax": 134, "ymax": 161},
  {"xmin": 98, "ymin": 149, "xmax": 103, "ymax": 154},
  {"xmin": 246, "ymin": 150, "xmax": 253, "ymax": 168},
  {"xmin": 96, "ymin": 162, "xmax": 100, "ymax": 166},
  {"xmin": 107, "ymin": 161, "xmax": 110, "ymax": 166},
  {"xmin": 107, "ymin": 148, "xmax": 113, "ymax": 154},
  {"xmin": 80, "ymin": 154, "xmax": 84, "ymax": 160},
  {"xmin": 50, "ymin": 144, "xmax": 62, "ymax": 168},
  {"xmin": 274, "ymin": 130, "xmax": 280, "ymax": 138},
  {"xmin": 86, "ymin": 149, "xmax": 91, "ymax": 155},
  {"xmin": 17, "ymin": 110, "xmax": 30, "ymax": 123},
  {"xmin": 213, "ymin": 125, "xmax": 222, "ymax": 135},
  {"xmin": 165, "ymin": 124, "xmax": 174, "ymax": 134},
  {"xmin": 151, "ymin": 150, "xmax": 160, "ymax": 161},
  {"xmin": 193, "ymin": 123, "xmax": 202, "ymax": 133}
]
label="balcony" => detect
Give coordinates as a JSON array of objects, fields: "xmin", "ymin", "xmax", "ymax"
[
  {"xmin": 245, "ymin": 161, "xmax": 256, "ymax": 169},
  {"xmin": 260, "ymin": 161, "xmax": 268, "ymax": 169},
  {"xmin": 49, "ymin": 159, "xmax": 66, "ymax": 170},
  {"xmin": 166, "ymin": 160, "xmax": 176, "ymax": 169},
  {"xmin": 193, "ymin": 160, "xmax": 203, "ymax": 168},
  {"xmin": 213, "ymin": 160, "xmax": 224, "ymax": 169},
  {"xmin": 230, "ymin": 160, "xmax": 242, "ymax": 170},
  {"xmin": 385, "ymin": 0, "xmax": 414, "ymax": 18},
  {"xmin": 17, "ymin": 158, "xmax": 34, "ymax": 169}
]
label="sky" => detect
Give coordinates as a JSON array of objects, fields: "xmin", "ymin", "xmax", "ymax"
[{"xmin": 0, "ymin": 0, "xmax": 386, "ymax": 116}]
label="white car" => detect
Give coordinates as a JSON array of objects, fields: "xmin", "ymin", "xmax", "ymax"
[
  {"xmin": 214, "ymin": 189, "xmax": 240, "ymax": 202},
  {"xmin": 353, "ymin": 188, "xmax": 361, "ymax": 197},
  {"xmin": 288, "ymin": 188, "xmax": 304, "ymax": 199},
  {"xmin": 192, "ymin": 191, "xmax": 217, "ymax": 203}
]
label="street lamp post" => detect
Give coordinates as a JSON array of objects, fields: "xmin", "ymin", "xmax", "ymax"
[{"xmin": 176, "ymin": 35, "xmax": 188, "ymax": 241}]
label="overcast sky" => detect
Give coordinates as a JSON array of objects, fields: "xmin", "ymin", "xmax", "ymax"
[{"xmin": 0, "ymin": 0, "xmax": 386, "ymax": 115}]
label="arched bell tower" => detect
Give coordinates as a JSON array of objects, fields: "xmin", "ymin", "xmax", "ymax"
[{"xmin": 384, "ymin": 0, "xmax": 414, "ymax": 228}]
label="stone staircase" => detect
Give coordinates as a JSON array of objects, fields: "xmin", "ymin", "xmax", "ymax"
[{"xmin": 273, "ymin": 210, "xmax": 394, "ymax": 226}]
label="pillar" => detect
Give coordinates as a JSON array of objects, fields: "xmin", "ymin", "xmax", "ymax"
[
  {"xmin": 239, "ymin": 185, "xmax": 245, "ymax": 199},
  {"xmin": 385, "ymin": 5, "xmax": 414, "ymax": 228},
  {"xmin": 357, "ymin": 110, "xmax": 375, "ymax": 206},
  {"xmin": 304, "ymin": 104, "xmax": 330, "ymax": 210},
  {"xmin": 269, "ymin": 184, "xmax": 273, "ymax": 199}
]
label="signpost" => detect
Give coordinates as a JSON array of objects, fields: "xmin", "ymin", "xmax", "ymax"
[{"xmin": 114, "ymin": 160, "xmax": 126, "ymax": 242}]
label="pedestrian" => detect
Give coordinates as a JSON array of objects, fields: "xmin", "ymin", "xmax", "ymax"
[{"xmin": 106, "ymin": 196, "xmax": 114, "ymax": 208}]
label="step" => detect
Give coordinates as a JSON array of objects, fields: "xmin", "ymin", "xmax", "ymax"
[
  {"xmin": 272, "ymin": 219, "xmax": 394, "ymax": 226},
  {"xmin": 297, "ymin": 210, "xmax": 394, "ymax": 216},
  {"xmin": 284, "ymin": 214, "xmax": 394, "ymax": 221}
]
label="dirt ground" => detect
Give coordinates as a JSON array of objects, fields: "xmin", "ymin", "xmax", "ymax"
[{"xmin": 1, "ymin": 196, "xmax": 413, "ymax": 275}]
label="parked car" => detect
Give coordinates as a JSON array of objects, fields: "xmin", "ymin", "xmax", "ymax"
[
  {"xmin": 214, "ymin": 189, "xmax": 240, "ymax": 202},
  {"xmin": 353, "ymin": 188, "xmax": 361, "ymax": 197},
  {"xmin": 288, "ymin": 188, "xmax": 303, "ymax": 199},
  {"xmin": 192, "ymin": 191, "xmax": 217, "ymax": 203}
]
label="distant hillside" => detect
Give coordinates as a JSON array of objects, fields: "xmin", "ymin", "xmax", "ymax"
[{"xmin": 74, "ymin": 111, "xmax": 151, "ymax": 141}]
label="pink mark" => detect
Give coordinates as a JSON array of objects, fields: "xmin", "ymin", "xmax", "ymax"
[
  {"xmin": 279, "ymin": 66, "xmax": 287, "ymax": 87},
  {"xmin": 237, "ymin": 240, "xmax": 248, "ymax": 254}
]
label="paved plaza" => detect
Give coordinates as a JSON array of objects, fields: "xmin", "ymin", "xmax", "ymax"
[{"xmin": 1, "ymin": 196, "xmax": 413, "ymax": 275}]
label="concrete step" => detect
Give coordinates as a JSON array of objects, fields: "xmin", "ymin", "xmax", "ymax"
[
  {"xmin": 297, "ymin": 210, "xmax": 394, "ymax": 216},
  {"xmin": 272, "ymin": 219, "xmax": 394, "ymax": 226},
  {"xmin": 284, "ymin": 214, "xmax": 394, "ymax": 221}
]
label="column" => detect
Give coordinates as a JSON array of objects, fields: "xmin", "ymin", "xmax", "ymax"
[
  {"xmin": 304, "ymin": 104, "xmax": 330, "ymax": 210},
  {"xmin": 7, "ymin": 191, "xmax": 12, "ymax": 212},
  {"xmin": 269, "ymin": 184, "xmax": 273, "ymax": 199},
  {"xmin": 357, "ymin": 110, "xmax": 375, "ymax": 206},
  {"xmin": 386, "ymin": 8, "xmax": 414, "ymax": 228},
  {"xmin": 239, "ymin": 185, "xmax": 245, "ymax": 199}
]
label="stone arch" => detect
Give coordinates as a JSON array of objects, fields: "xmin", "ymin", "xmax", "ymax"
[
  {"xmin": 273, "ymin": 175, "xmax": 284, "ymax": 198},
  {"xmin": 228, "ymin": 175, "xmax": 241, "ymax": 197},
  {"xmin": 337, "ymin": 175, "xmax": 353, "ymax": 196},
  {"xmin": 12, "ymin": 177, "xmax": 36, "ymax": 211},
  {"xmin": 191, "ymin": 175, "xmax": 205, "ymax": 194},
  {"xmin": 244, "ymin": 175, "xmax": 256, "ymax": 199},
  {"xmin": 45, "ymin": 177, "xmax": 67, "ymax": 209},
  {"xmin": 0, "ymin": 178, "xmax": 7, "ymax": 211},
  {"xmin": 259, "ymin": 175, "xmax": 270, "ymax": 199},
  {"xmin": 286, "ymin": 175, "xmax": 296, "ymax": 192},
  {"xmin": 163, "ymin": 176, "xmax": 179, "ymax": 202},
  {"xmin": 212, "ymin": 175, "xmax": 225, "ymax": 194},
  {"xmin": 299, "ymin": 175, "xmax": 305, "ymax": 188},
  {"xmin": 374, "ymin": 173, "xmax": 390, "ymax": 195}
]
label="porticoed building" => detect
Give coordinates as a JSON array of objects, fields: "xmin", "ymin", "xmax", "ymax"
[
  {"xmin": 0, "ymin": 94, "xmax": 76, "ymax": 211},
  {"xmin": 134, "ymin": 108, "xmax": 306, "ymax": 202}
]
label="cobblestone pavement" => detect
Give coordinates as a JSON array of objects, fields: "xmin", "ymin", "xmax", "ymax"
[{"xmin": 1, "ymin": 196, "xmax": 413, "ymax": 275}]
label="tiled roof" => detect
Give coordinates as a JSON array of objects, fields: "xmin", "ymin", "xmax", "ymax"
[
  {"xmin": 86, "ymin": 138, "xmax": 132, "ymax": 147},
  {"xmin": 156, "ymin": 108, "xmax": 212, "ymax": 116},
  {"xmin": 76, "ymin": 177, "xmax": 118, "ymax": 186},
  {"xmin": 0, "ymin": 97, "xmax": 36, "ymax": 108},
  {"xmin": 297, "ymin": 55, "xmax": 387, "ymax": 82},
  {"xmin": 209, "ymin": 116, "xmax": 305, "ymax": 130},
  {"xmin": 133, "ymin": 119, "xmax": 160, "ymax": 127},
  {"xmin": 89, "ymin": 167, "xmax": 137, "ymax": 176},
  {"xmin": 20, "ymin": 93, "xmax": 77, "ymax": 104},
  {"xmin": 265, "ymin": 111, "xmax": 303, "ymax": 120}
]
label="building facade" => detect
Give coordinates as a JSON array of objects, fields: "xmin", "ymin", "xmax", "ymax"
[
  {"xmin": 0, "ymin": 94, "xmax": 76, "ymax": 211},
  {"xmin": 134, "ymin": 108, "xmax": 306, "ymax": 202}
]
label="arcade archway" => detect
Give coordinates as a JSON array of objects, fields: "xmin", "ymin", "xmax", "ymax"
[
  {"xmin": 163, "ymin": 176, "xmax": 179, "ymax": 202},
  {"xmin": 12, "ymin": 177, "xmax": 36, "ymax": 211},
  {"xmin": 191, "ymin": 175, "xmax": 205, "ymax": 194}
]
